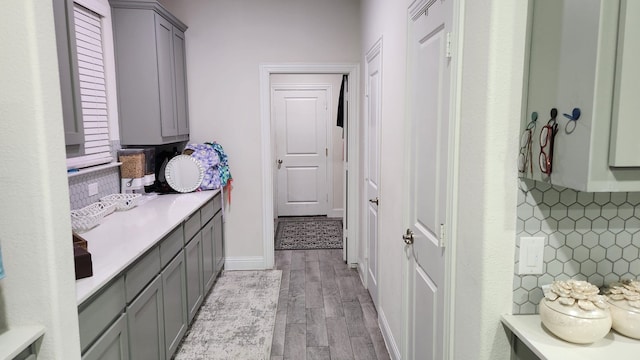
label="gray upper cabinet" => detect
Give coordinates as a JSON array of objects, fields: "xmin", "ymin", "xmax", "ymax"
[
  {"xmin": 523, "ymin": 0, "xmax": 640, "ymax": 192},
  {"xmin": 52, "ymin": 0, "xmax": 85, "ymax": 157},
  {"xmin": 608, "ymin": 0, "xmax": 640, "ymax": 167},
  {"xmin": 110, "ymin": 0, "xmax": 189, "ymax": 145}
]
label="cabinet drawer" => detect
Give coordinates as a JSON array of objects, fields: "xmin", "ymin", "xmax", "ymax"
[
  {"xmin": 82, "ymin": 313, "xmax": 129, "ymax": 360},
  {"xmin": 184, "ymin": 210, "xmax": 201, "ymax": 242},
  {"xmin": 78, "ymin": 277, "xmax": 126, "ymax": 353},
  {"xmin": 160, "ymin": 225, "xmax": 183, "ymax": 268},
  {"xmin": 200, "ymin": 192, "xmax": 222, "ymax": 225},
  {"xmin": 125, "ymin": 247, "xmax": 161, "ymax": 303},
  {"xmin": 200, "ymin": 199, "xmax": 215, "ymax": 226}
]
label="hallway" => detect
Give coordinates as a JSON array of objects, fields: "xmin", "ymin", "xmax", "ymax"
[{"xmin": 271, "ymin": 249, "xmax": 390, "ymax": 360}]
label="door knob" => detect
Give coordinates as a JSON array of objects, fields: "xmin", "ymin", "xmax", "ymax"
[
  {"xmin": 277, "ymin": 159, "xmax": 283, "ymax": 169},
  {"xmin": 402, "ymin": 229, "xmax": 414, "ymax": 245},
  {"xmin": 369, "ymin": 197, "xmax": 379, "ymax": 206}
]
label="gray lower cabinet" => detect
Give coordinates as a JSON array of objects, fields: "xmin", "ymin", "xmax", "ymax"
[
  {"xmin": 511, "ymin": 336, "xmax": 540, "ymax": 360},
  {"xmin": 201, "ymin": 218, "xmax": 216, "ymax": 293},
  {"xmin": 162, "ymin": 250, "xmax": 188, "ymax": 359},
  {"xmin": 213, "ymin": 211, "xmax": 224, "ymax": 274},
  {"xmin": 14, "ymin": 345, "xmax": 37, "ymax": 360},
  {"xmin": 110, "ymin": 0, "xmax": 189, "ymax": 145},
  {"xmin": 127, "ymin": 276, "xmax": 165, "ymax": 360},
  {"xmin": 185, "ymin": 232, "xmax": 204, "ymax": 323},
  {"xmin": 82, "ymin": 313, "xmax": 129, "ymax": 360},
  {"xmin": 79, "ymin": 278, "xmax": 126, "ymax": 354},
  {"xmin": 79, "ymin": 193, "xmax": 224, "ymax": 359}
]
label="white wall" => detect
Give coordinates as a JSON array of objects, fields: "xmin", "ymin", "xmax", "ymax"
[
  {"xmin": 452, "ymin": 1, "xmax": 527, "ymax": 359},
  {"xmin": 0, "ymin": 1, "xmax": 82, "ymax": 359},
  {"xmin": 159, "ymin": 0, "xmax": 360, "ymax": 267},
  {"xmin": 270, "ymin": 74, "xmax": 345, "ymax": 218}
]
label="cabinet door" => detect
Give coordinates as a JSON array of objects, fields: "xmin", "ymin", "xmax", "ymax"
[
  {"xmin": 78, "ymin": 277, "xmax": 126, "ymax": 354},
  {"xmin": 82, "ymin": 313, "xmax": 129, "ymax": 360},
  {"xmin": 173, "ymin": 28, "xmax": 189, "ymax": 136},
  {"xmin": 154, "ymin": 13, "xmax": 177, "ymax": 137},
  {"xmin": 213, "ymin": 211, "xmax": 224, "ymax": 274},
  {"xmin": 185, "ymin": 232, "xmax": 203, "ymax": 323},
  {"xmin": 52, "ymin": 0, "xmax": 84, "ymax": 157},
  {"xmin": 162, "ymin": 250, "xmax": 188, "ymax": 359},
  {"xmin": 609, "ymin": 0, "xmax": 640, "ymax": 167},
  {"xmin": 127, "ymin": 275, "xmax": 165, "ymax": 360},
  {"xmin": 201, "ymin": 219, "xmax": 215, "ymax": 293}
]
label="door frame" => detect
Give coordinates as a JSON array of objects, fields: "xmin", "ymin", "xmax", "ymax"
[
  {"xmin": 271, "ymin": 83, "xmax": 333, "ymax": 218},
  {"xmin": 401, "ymin": 0, "xmax": 463, "ymax": 358},
  {"xmin": 259, "ymin": 64, "xmax": 360, "ymax": 268}
]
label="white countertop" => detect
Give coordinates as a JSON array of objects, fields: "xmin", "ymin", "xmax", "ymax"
[
  {"xmin": 502, "ymin": 314, "xmax": 640, "ymax": 359},
  {"xmin": 0, "ymin": 325, "xmax": 45, "ymax": 360},
  {"xmin": 75, "ymin": 190, "xmax": 218, "ymax": 304}
]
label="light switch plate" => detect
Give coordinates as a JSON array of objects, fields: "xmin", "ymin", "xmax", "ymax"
[{"xmin": 518, "ymin": 236, "xmax": 545, "ymax": 275}]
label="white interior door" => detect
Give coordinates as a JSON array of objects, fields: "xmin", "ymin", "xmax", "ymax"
[
  {"xmin": 365, "ymin": 42, "xmax": 382, "ymax": 308},
  {"xmin": 405, "ymin": 0, "xmax": 452, "ymax": 359},
  {"xmin": 274, "ymin": 89, "xmax": 329, "ymax": 216}
]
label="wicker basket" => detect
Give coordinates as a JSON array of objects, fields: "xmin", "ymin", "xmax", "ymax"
[
  {"xmin": 100, "ymin": 193, "xmax": 142, "ymax": 211},
  {"xmin": 71, "ymin": 202, "xmax": 116, "ymax": 233}
]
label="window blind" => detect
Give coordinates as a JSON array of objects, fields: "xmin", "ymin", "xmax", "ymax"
[{"xmin": 69, "ymin": 4, "xmax": 112, "ymax": 168}]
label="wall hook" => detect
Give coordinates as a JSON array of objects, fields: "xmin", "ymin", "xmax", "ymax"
[
  {"xmin": 563, "ymin": 107, "xmax": 581, "ymax": 121},
  {"xmin": 563, "ymin": 107, "xmax": 580, "ymax": 134},
  {"xmin": 526, "ymin": 111, "xmax": 538, "ymax": 130}
]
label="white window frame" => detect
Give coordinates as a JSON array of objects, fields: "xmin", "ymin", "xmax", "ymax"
[{"xmin": 66, "ymin": 0, "xmax": 120, "ymax": 169}]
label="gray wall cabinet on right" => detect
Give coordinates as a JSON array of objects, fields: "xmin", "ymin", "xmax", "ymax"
[{"xmin": 522, "ymin": 0, "xmax": 640, "ymax": 192}]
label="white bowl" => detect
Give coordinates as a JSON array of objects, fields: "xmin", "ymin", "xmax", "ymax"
[
  {"xmin": 539, "ymin": 299, "xmax": 612, "ymax": 344},
  {"xmin": 608, "ymin": 299, "xmax": 640, "ymax": 339}
]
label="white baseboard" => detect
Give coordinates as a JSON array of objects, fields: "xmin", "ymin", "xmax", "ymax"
[
  {"xmin": 224, "ymin": 256, "xmax": 266, "ymax": 270},
  {"xmin": 328, "ymin": 208, "xmax": 344, "ymax": 218},
  {"xmin": 357, "ymin": 262, "xmax": 367, "ymax": 288},
  {"xmin": 378, "ymin": 308, "xmax": 401, "ymax": 360}
]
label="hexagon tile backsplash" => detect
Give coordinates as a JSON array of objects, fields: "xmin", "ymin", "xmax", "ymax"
[
  {"xmin": 513, "ymin": 179, "xmax": 640, "ymax": 314},
  {"xmin": 68, "ymin": 167, "xmax": 120, "ymax": 210}
]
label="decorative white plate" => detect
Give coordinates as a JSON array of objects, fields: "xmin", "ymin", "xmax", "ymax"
[{"xmin": 165, "ymin": 155, "xmax": 205, "ymax": 193}]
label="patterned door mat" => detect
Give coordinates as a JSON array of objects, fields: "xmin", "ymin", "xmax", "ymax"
[{"xmin": 275, "ymin": 217, "xmax": 343, "ymax": 250}]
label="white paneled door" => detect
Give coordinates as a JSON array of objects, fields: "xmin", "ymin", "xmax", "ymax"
[
  {"xmin": 365, "ymin": 41, "xmax": 382, "ymax": 308},
  {"xmin": 274, "ymin": 88, "xmax": 329, "ymax": 216},
  {"xmin": 405, "ymin": 0, "xmax": 453, "ymax": 359}
]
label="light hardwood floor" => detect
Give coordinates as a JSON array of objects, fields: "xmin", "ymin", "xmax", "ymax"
[{"xmin": 270, "ymin": 249, "xmax": 391, "ymax": 360}]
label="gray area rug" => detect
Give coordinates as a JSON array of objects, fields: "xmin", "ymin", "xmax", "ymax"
[
  {"xmin": 174, "ymin": 270, "xmax": 282, "ymax": 360},
  {"xmin": 275, "ymin": 217, "xmax": 343, "ymax": 250}
]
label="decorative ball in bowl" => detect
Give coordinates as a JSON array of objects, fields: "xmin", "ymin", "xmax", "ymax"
[
  {"xmin": 539, "ymin": 280, "xmax": 611, "ymax": 344},
  {"xmin": 603, "ymin": 279, "xmax": 640, "ymax": 339}
]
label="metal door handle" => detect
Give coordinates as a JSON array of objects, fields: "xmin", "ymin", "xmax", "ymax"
[
  {"xmin": 402, "ymin": 229, "xmax": 414, "ymax": 245},
  {"xmin": 369, "ymin": 197, "xmax": 379, "ymax": 206},
  {"xmin": 277, "ymin": 159, "xmax": 283, "ymax": 169}
]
